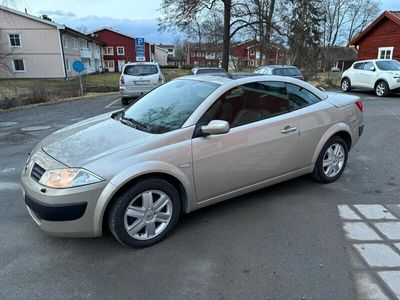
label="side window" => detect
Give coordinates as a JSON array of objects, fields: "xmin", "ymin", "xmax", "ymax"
[
  {"xmin": 353, "ymin": 63, "xmax": 365, "ymax": 70},
  {"xmin": 286, "ymin": 83, "xmax": 319, "ymax": 110},
  {"xmin": 199, "ymin": 82, "xmax": 289, "ymax": 128},
  {"xmin": 363, "ymin": 62, "xmax": 374, "ymax": 71}
]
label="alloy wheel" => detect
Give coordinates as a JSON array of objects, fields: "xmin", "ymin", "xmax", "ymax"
[
  {"xmin": 124, "ymin": 190, "xmax": 173, "ymax": 240},
  {"xmin": 342, "ymin": 80, "xmax": 349, "ymax": 91},
  {"xmin": 376, "ymin": 83, "xmax": 386, "ymax": 96},
  {"xmin": 322, "ymin": 143, "xmax": 345, "ymax": 178}
]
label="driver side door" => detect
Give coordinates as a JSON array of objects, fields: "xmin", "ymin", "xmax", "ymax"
[{"xmin": 191, "ymin": 81, "xmax": 300, "ymax": 203}]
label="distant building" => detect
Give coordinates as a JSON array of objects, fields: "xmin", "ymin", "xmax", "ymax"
[
  {"xmin": 230, "ymin": 40, "xmax": 287, "ymax": 69},
  {"xmin": 157, "ymin": 44, "xmax": 175, "ymax": 57},
  {"xmin": 154, "ymin": 45, "xmax": 168, "ymax": 66},
  {"xmin": 319, "ymin": 46, "xmax": 357, "ymax": 71},
  {"xmin": 0, "ymin": 5, "xmax": 104, "ymax": 79},
  {"xmin": 350, "ymin": 11, "xmax": 400, "ymax": 61},
  {"xmin": 187, "ymin": 43, "xmax": 222, "ymax": 67},
  {"xmin": 90, "ymin": 27, "xmax": 152, "ymax": 72}
]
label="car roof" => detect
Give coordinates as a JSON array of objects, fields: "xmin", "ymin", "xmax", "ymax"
[
  {"xmin": 257, "ymin": 65, "xmax": 299, "ymax": 69},
  {"xmin": 354, "ymin": 59, "xmax": 397, "ymax": 64},
  {"xmin": 125, "ymin": 62, "xmax": 159, "ymax": 66},
  {"xmin": 176, "ymin": 74, "xmax": 327, "ymax": 99}
]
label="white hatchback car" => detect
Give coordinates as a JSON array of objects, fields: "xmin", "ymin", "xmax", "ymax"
[
  {"xmin": 119, "ymin": 62, "xmax": 165, "ymax": 105},
  {"xmin": 341, "ymin": 59, "xmax": 400, "ymax": 97}
]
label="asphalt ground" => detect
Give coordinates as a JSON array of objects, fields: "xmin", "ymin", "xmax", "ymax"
[{"xmin": 0, "ymin": 90, "xmax": 399, "ymax": 299}]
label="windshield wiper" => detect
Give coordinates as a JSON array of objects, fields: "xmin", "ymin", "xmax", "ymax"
[{"xmin": 121, "ymin": 116, "xmax": 148, "ymax": 131}]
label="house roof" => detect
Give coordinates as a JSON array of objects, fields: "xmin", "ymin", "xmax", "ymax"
[
  {"xmin": 0, "ymin": 5, "xmax": 64, "ymax": 29},
  {"xmin": 90, "ymin": 27, "xmax": 151, "ymax": 45},
  {"xmin": 350, "ymin": 11, "xmax": 400, "ymax": 45}
]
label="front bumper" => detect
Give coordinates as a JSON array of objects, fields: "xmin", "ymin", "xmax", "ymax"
[{"xmin": 21, "ymin": 148, "xmax": 107, "ymax": 237}]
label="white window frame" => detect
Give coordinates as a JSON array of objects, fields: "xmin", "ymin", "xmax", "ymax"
[
  {"xmin": 8, "ymin": 33, "xmax": 22, "ymax": 47},
  {"xmin": 62, "ymin": 35, "xmax": 68, "ymax": 48},
  {"xmin": 66, "ymin": 58, "xmax": 70, "ymax": 71},
  {"xmin": 103, "ymin": 47, "xmax": 114, "ymax": 55},
  {"xmin": 378, "ymin": 47, "xmax": 394, "ymax": 60},
  {"xmin": 72, "ymin": 38, "xmax": 78, "ymax": 50},
  {"xmin": 249, "ymin": 48, "xmax": 255, "ymax": 55},
  {"xmin": 12, "ymin": 59, "xmax": 25, "ymax": 72},
  {"xmin": 117, "ymin": 46, "xmax": 125, "ymax": 55}
]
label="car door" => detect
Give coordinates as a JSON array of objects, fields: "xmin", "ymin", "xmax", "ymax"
[
  {"xmin": 359, "ymin": 61, "xmax": 377, "ymax": 88},
  {"xmin": 350, "ymin": 62, "xmax": 365, "ymax": 87},
  {"xmin": 191, "ymin": 81, "xmax": 300, "ymax": 202}
]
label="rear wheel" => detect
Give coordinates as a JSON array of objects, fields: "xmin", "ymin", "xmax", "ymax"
[
  {"xmin": 375, "ymin": 81, "xmax": 389, "ymax": 97},
  {"xmin": 107, "ymin": 178, "xmax": 181, "ymax": 248},
  {"xmin": 341, "ymin": 78, "xmax": 351, "ymax": 92},
  {"xmin": 313, "ymin": 136, "xmax": 348, "ymax": 183}
]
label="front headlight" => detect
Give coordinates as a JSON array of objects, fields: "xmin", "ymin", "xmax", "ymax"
[{"xmin": 39, "ymin": 168, "xmax": 104, "ymax": 189}]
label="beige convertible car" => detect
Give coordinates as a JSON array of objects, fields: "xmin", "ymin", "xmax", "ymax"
[{"xmin": 21, "ymin": 75, "xmax": 364, "ymax": 247}]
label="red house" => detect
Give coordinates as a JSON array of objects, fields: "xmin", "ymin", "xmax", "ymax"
[
  {"xmin": 350, "ymin": 11, "xmax": 400, "ymax": 61},
  {"xmin": 90, "ymin": 28, "xmax": 151, "ymax": 72}
]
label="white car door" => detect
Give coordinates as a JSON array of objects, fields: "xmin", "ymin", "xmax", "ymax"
[
  {"xmin": 350, "ymin": 62, "xmax": 365, "ymax": 87},
  {"xmin": 359, "ymin": 61, "xmax": 378, "ymax": 88}
]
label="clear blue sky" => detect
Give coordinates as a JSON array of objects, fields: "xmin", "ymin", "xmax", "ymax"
[{"xmin": 11, "ymin": 0, "xmax": 400, "ymax": 44}]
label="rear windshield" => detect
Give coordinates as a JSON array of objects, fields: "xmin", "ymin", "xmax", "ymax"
[
  {"xmin": 376, "ymin": 60, "xmax": 400, "ymax": 71},
  {"xmin": 196, "ymin": 68, "xmax": 226, "ymax": 74},
  {"xmin": 124, "ymin": 65, "xmax": 158, "ymax": 76},
  {"xmin": 274, "ymin": 68, "xmax": 301, "ymax": 76}
]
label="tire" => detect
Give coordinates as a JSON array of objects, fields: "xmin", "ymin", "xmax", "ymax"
[
  {"xmin": 375, "ymin": 81, "xmax": 389, "ymax": 97},
  {"xmin": 341, "ymin": 78, "xmax": 351, "ymax": 92},
  {"xmin": 121, "ymin": 98, "xmax": 129, "ymax": 105},
  {"xmin": 107, "ymin": 178, "xmax": 181, "ymax": 248},
  {"xmin": 312, "ymin": 136, "xmax": 349, "ymax": 183}
]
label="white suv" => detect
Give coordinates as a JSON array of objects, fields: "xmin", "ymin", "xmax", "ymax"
[
  {"xmin": 119, "ymin": 62, "xmax": 165, "ymax": 105},
  {"xmin": 341, "ymin": 59, "xmax": 400, "ymax": 97}
]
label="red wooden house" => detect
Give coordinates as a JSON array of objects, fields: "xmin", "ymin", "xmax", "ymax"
[
  {"xmin": 350, "ymin": 11, "xmax": 400, "ymax": 61},
  {"xmin": 90, "ymin": 28, "xmax": 151, "ymax": 72}
]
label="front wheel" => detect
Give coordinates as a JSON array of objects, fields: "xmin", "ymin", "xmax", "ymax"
[
  {"xmin": 107, "ymin": 178, "xmax": 181, "ymax": 248},
  {"xmin": 375, "ymin": 81, "xmax": 389, "ymax": 97},
  {"xmin": 313, "ymin": 136, "xmax": 348, "ymax": 183},
  {"xmin": 341, "ymin": 78, "xmax": 351, "ymax": 92}
]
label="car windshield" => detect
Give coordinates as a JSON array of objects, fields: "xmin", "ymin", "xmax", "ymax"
[
  {"xmin": 286, "ymin": 68, "xmax": 302, "ymax": 76},
  {"xmin": 124, "ymin": 65, "xmax": 158, "ymax": 76},
  {"xmin": 375, "ymin": 60, "xmax": 400, "ymax": 71},
  {"xmin": 123, "ymin": 79, "xmax": 220, "ymax": 133}
]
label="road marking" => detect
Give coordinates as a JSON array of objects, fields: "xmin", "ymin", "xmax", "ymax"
[
  {"xmin": 105, "ymin": 98, "xmax": 121, "ymax": 108},
  {"xmin": 338, "ymin": 205, "xmax": 362, "ymax": 220},
  {"xmin": 378, "ymin": 271, "xmax": 400, "ymax": 298},
  {"xmin": 0, "ymin": 182, "xmax": 21, "ymax": 190},
  {"xmin": 343, "ymin": 222, "xmax": 381, "ymax": 241},
  {"xmin": 353, "ymin": 204, "xmax": 397, "ymax": 220},
  {"xmin": 353, "ymin": 244, "xmax": 400, "ymax": 267},
  {"xmin": 0, "ymin": 122, "xmax": 18, "ymax": 127},
  {"xmin": 21, "ymin": 126, "xmax": 52, "ymax": 132},
  {"xmin": 338, "ymin": 204, "xmax": 400, "ymax": 299},
  {"xmin": 0, "ymin": 167, "xmax": 17, "ymax": 174},
  {"xmin": 354, "ymin": 272, "xmax": 389, "ymax": 300},
  {"xmin": 375, "ymin": 222, "xmax": 400, "ymax": 240}
]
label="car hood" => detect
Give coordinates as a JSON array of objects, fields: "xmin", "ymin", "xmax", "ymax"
[{"xmin": 41, "ymin": 112, "xmax": 155, "ymax": 167}]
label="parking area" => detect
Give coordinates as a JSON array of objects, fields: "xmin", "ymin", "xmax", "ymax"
[{"xmin": 0, "ymin": 90, "xmax": 400, "ymax": 299}]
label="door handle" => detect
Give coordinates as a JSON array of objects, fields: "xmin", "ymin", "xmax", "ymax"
[{"xmin": 281, "ymin": 126, "xmax": 297, "ymax": 134}]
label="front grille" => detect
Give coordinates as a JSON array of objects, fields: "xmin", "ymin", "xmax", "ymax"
[{"xmin": 30, "ymin": 163, "xmax": 46, "ymax": 182}]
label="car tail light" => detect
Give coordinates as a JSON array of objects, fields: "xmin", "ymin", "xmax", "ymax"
[
  {"xmin": 158, "ymin": 75, "xmax": 164, "ymax": 84},
  {"xmin": 355, "ymin": 99, "xmax": 364, "ymax": 112},
  {"xmin": 120, "ymin": 76, "xmax": 125, "ymax": 85}
]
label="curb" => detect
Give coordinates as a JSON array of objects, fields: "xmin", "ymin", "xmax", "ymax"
[{"xmin": 0, "ymin": 92, "xmax": 120, "ymax": 113}]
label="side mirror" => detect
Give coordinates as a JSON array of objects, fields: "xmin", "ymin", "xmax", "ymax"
[
  {"xmin": 201, "ymin": 120, "xmax": 230, "ymax": 135},
  {"xmin": 370, "ymin": 66, "xmax": 376, "ymax": 71}
]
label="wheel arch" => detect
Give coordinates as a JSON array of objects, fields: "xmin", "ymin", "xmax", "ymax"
[
  {"xmin": 93, "ymin": 162, "xmax": 194, "ymax": 236},
  {"xmin": 374, "ymin": 78, "xmax": 389, "ymax": 89},
  {"xmin": 311, "ymin": 124, "xmax": 352, "ymax": 165}
]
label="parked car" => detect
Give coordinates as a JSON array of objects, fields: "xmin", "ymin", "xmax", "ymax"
[
  {"xmin": 188, "ymin": 67, "xmax": 227, "ymax": 75},
  {"xmin": 254, "ymin": 65, "xmax": 304, "ymax": 80},
  {"xmin": 22, "ymin": 75, "xmax": 364, "ymax": 248},
  {"xmin": 341, "ymin": 59, "xmax": 400, "ymax": 97},
  {"xmin": 119, "ymin": 62, "xmax": 165, "ymax": 105}
]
